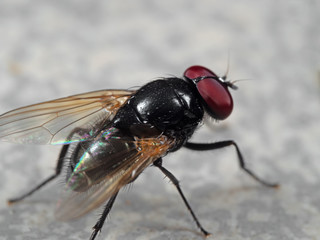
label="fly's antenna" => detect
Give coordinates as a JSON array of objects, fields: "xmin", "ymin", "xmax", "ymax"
[
  {"xmin": 220, "ymin": 50, "xmax": 237, "ymax": 90},
  {"xmin": 221, "ymin": 49, "xmax": 231, "ymax": 81},
  {"xmin": 230, "ymin": 78, "xmax": 254, "ymax": 85},
  {"xmin": 226, "ymin": 78, "xmax": 255, "ymax": 90},
  {"xmin": 221, "ymin": 50, "xmax": 239, "ymax": 90},
  {"xmin": 221, "ymin": 51, "xmax": 253, "ymax": 90}
]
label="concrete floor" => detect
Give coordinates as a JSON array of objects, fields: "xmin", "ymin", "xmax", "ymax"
[{"xmin": 0, "ymin": 1, "xmax": 319, "ymax": 239}]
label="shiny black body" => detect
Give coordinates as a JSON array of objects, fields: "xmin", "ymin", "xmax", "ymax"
[
  {"xmin": 66, "ymin": 77, "xmax": 204, "ymax": 191},
  {"xmin": 7, "ymin": 72, "xmax": 277, "ymax": 240},
  {"xmin": 112, "ymin": 78, "xmax": 204, "ymax": 150}
]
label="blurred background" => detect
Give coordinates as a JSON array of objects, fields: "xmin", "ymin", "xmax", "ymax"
[{"xmin": 0, "ymin": 1, "xmax": 319, "ymax": 239}]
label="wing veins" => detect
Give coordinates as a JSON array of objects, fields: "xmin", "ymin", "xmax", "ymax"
[
  {"xmin": 44, "ymin": 108, "xmax": 106, "ymax": 142},
  {"xmin": 0, "ymin": 90, "xmax": 134, "ymax": 144},
  {"xmin": 0, "ymin": 104, "xmax": 108, "ymax": 143},
  {"xmin": 0, "ymin": 100, "xmax": 106, "ymax": 125}
]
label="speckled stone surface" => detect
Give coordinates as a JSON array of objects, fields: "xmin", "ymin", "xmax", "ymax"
[{"xmin": 0, "ymin": 1, "xmax": 319, "ymax": 240}]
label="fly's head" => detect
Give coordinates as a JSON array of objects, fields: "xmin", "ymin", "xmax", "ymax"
[{"xmin": 184, "ymin": 65, "xmax": 237, "ymax": 120}]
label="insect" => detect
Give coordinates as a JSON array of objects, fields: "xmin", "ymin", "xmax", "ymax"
[{"xmin": 1, "ymin": 65, "xmax": 278, "ymax": 239}]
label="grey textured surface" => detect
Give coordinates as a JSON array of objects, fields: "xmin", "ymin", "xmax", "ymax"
[{"xmin": 0, "ymin": 1, "xmax": 319, "ymax": 240}]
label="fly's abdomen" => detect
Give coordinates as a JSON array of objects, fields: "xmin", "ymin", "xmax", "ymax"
[{"xmin": 66, "ymin": 128, "xmax": 137, "ymax": 192}]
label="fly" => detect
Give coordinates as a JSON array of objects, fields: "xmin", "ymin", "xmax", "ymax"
[{"xmin": 1, "ymin": 65, "xmax": 278, "ymax": 239}]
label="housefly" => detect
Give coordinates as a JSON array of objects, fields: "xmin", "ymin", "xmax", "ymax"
[{"xmin": 1, "ymin": 66, "xmax": 278, "ymax": 239}]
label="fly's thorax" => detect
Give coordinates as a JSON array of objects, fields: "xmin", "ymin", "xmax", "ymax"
[{"xmin": 113, "ymin": 78, "xmax": 204, "ymax": 140}]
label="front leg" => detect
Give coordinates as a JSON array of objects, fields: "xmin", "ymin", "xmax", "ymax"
[{"xmin": 184, "ymin": 141, "xmax": 278, "ymax": 188}]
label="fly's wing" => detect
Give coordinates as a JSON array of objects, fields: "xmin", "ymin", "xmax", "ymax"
[
  {"xmin": 55, "ymin": 130, "xmax": 175, "ymax": 221},
  {"xmin": 0, "ymin": 90, "xmax": 134, "ymax": 144}
]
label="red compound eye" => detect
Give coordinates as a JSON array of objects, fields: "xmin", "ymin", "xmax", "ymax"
[{"xmin": 184, "ymin": 65, "xmax": 233, "ymax": 120}]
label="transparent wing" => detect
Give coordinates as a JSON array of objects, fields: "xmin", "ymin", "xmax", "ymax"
[
  {"xmin": 55, "ymin": 129, "xmax": 175, "ymax": 221},
  {"xmin": 0, "ymin": 90, "xmax": 134, "ymax": 144}
]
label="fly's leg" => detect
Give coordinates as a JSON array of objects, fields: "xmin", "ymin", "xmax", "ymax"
[
  {"xmin": 8, "ymin": 144, "xmax": 70, "ymax": 204},
  {"xmin": 90, "ymin": 191, "xmax": 119, "ymax": 240},
  {"xmin": 153, "ymin": 158, "xmax": 211, "ymax": 237},
  {"xmin": 8, "ymin": 127, "xmax": 91, "ymax": 204},
  {"xmin": 184, "ymin": 141, "xmax": 279, "ymax": 188}
]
